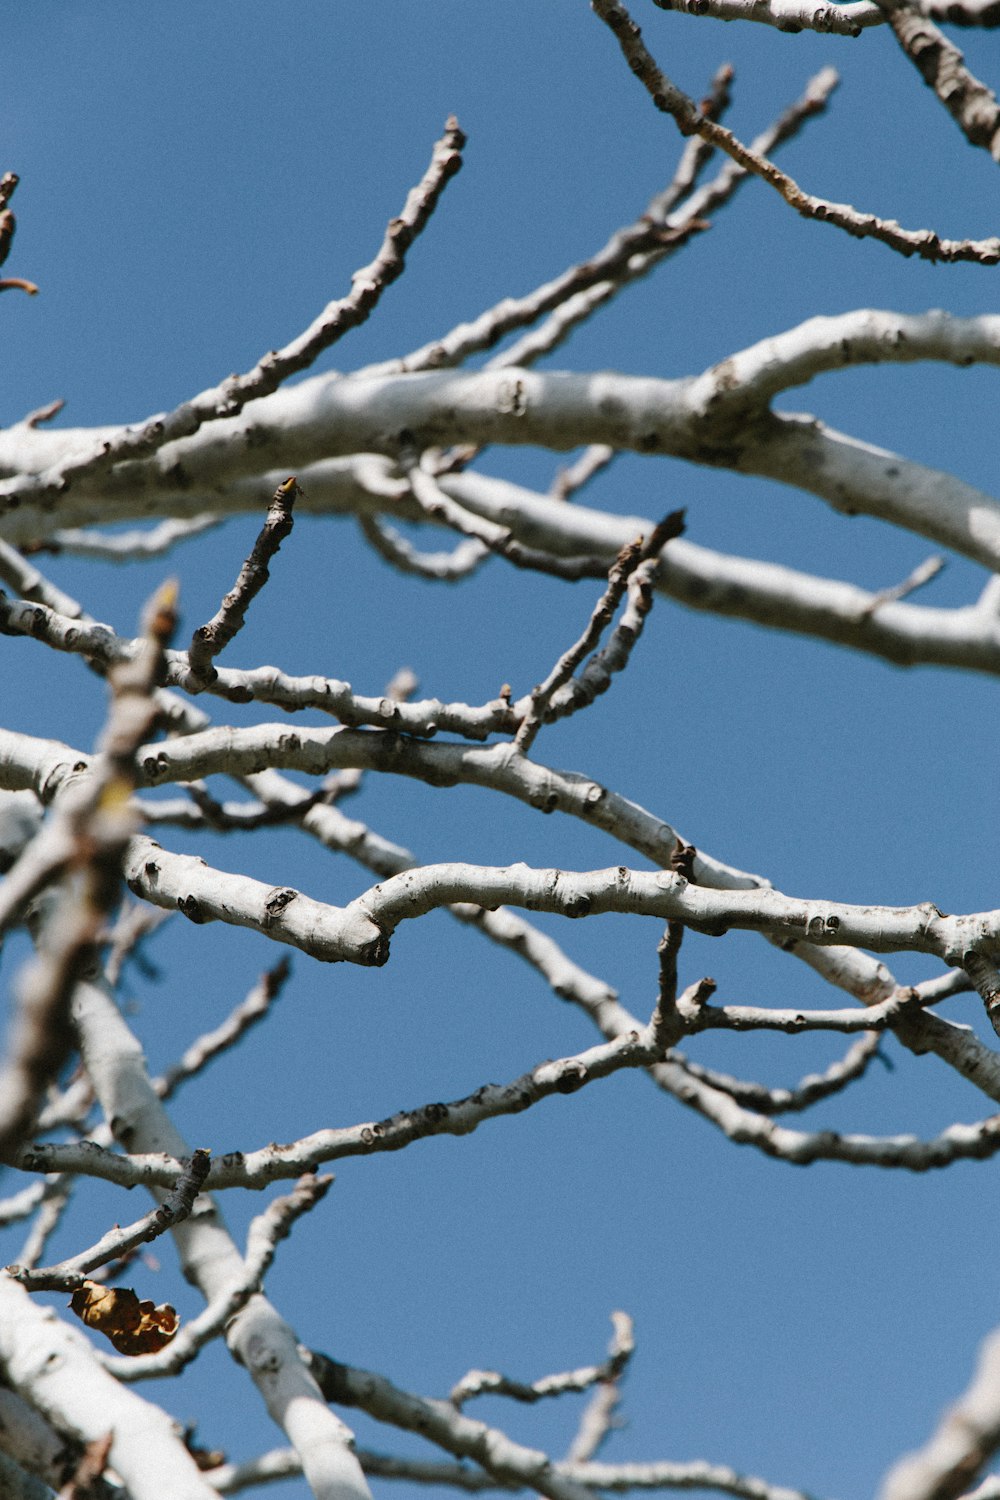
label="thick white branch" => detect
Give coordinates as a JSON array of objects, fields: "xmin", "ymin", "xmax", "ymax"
[
  {"xmin": 3, "ymin": 311, "xmax": 1000, "ymax": 570},
  {"xmin": 2, "ymin": 724, "xmax": 993, "ymax": 969},
  {"xmin": 0, "ymin": 723, "xmax": 762, "ymax": 887}
]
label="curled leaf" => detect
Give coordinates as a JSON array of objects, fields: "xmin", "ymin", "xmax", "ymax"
[{"xmin": 69, "ymin": 1279, "xmax": 178, "ymax": 1355}]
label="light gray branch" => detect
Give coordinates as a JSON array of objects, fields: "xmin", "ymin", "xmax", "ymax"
[
  {"xmin": 669, "ymin": 1030, "xmax": 883, "ymax": 1115},
  {"xmin": 4, "ymin": 309, "xmax": 1000, "ymax": 579},
  {"xmin": 7, "ymin": 1147, "xmax": 210, "ymax": 1292},
  {"xmin": 310, "ymin": 1356, "xmax": 820, "ymax": 1500},
  {"xmin": 39, "ymin": 514, "xmax": 220, "ymax": 560},
  {"xmin": 650, "ymin": 0, "xmax": 882, "ymax": 32},
  {"xmin": 17, "ymin": 1024, "xmax": 666, "ymax": 1190},
  {"xmin": 206, "ymin": 1444, "xmax": 821, "ymax": 1500},
  {"xmin": 650, "ymin": 0, "xmax": 1000, "ymax": 27},
  {"xmin": 450, "ymin": 1310, "xmax": 633, "ymax": 1408},
  {"xmin": 357, "ymin": 514, "xmax": 489, "ymax": 580}
]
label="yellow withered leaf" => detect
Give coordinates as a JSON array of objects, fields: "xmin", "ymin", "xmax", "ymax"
[{"xmin": 69, "ymin": 1280, "xmax": 179, "ymax": 1356}]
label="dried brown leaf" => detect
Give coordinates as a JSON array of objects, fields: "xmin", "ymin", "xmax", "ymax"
[{"xmin": 69, "ymin": 1278, "xmax": 179, "ymax": 1355}]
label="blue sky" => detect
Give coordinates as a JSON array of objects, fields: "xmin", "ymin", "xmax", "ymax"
[{"xmin": 2, "ymin": 5, "xmax": 1000, "ymax": 1499}]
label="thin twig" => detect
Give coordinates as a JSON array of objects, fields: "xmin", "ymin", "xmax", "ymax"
[
  {"xmin": 7, "ymin": 1149, "xmax": 211, "ymax": 1292},
  {"xmin": 491, "ymin": 66, "xmax": 838, "ymax": 377},
  {"xmin": 188, "ymin": 478, "xmax": 299, "ymax": 680},
  {"xmin": 358, "ymin": 514, "xmax": 490, "ymax": 580},
  {"xmin": 514, "ymin": 513, "xmax": 684, "ymax": 754},
  {"xmin": 0, "ymin": 117, "xmax": 466, "ymax": 517},
  {"xmin": 564, "ymin": 1312, "xmax": 635, "ymax": 1464},
  {"xmin": 36, "ymin": 515, "xmax": 221, "ymax": 561},
  {"xmin": 669, "ymin": 1031, "xmax": 884, "ymax": 1116},
  {"xmin": 593, "ymin": 0, "xmax": 1000, "ymax": 264},
  {"xmin": 407, "ymin": 465, "xmax": 612, "ymax": 579},
  {"xmin": 15, "ymin": 1175, "xmax": 75, "ymax": 1270},
  {"xmin": 155, "ymin": 959, "xmax": 291, "ymax": 1102},
  {"xmin": 185, "ymin": 778, "xmax": 334, "ymax": 832},
  {"xmin": 450, "ymin": 1312, "xmax": 634, "ymax": 1409},
  {"xmin": 856, "ymin": 555, "xmax": 944, "ymax": 619},
  {"xmin": 551, "ymin": 447, "xmax": 616, "ymax": 502}
]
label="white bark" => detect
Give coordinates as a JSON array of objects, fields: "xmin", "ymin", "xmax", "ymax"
[{"xmin": 2, "ymin": 311, "xmax": 1000, "ymax": 573}]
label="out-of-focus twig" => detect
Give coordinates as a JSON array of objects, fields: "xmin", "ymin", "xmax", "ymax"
[
  {"xmin": 0, "ymin": 579, "xmax": 176, "ymax": 1160},
  {"xmin": 358, "ymin": 513, "xmax": 490, "ymax": 580},
  {"xmin": 407, "ymin": 465, "xmax": 612, "ymax": 580},
  {"xmin": 35, "ymin": 515, "xmax": 221, "ymax": 561},
  {"xmin": 55, "ymin": 1430, "xmax": 114, "ymax": 1500},
  {"xmin": 565, "ymin": 1312, "xmax": 635, "ymax": 1464},
  {"xmin": 550, "ymin": 446, "xmax": 616, "ymax": 502}
]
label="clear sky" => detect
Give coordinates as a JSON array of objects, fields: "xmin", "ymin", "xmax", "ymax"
[{"xmin": 1, "ymin": 5, "xmax": 999, "ymax": 1500}]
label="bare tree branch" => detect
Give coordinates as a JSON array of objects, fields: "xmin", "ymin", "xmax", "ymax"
[
  {"xmin": 7, "ymin": 1148, "xmax": 211, "ymax": 1292},
  {"xmin": 0, "ymin": 118, "xmax": 466, "ymax": 520},
  {"xmin": 875, "ymin": 0, "xmax": 1000, "ymax": 158},
  {"xmin": 668, "ymin": 1031, "xmax": 884, "ymax": 1115},
  {"xmin": 29, "ymin": 514, "xmax": 220, "ymax": 561},
  {"xmin": 358, "ymin": 513, "xmax": 490, "ymax": 580},
  {"xmin": 154, "ymin": 957, "xmax": 291, "ymax": 1102},
  {"xmin": 309, "ymin": 1355, "xmax": 820, "ymax": 1500},
  {"xmin": 450, "ymin": 1312, "xmax": 634, "ymax": 1409},
  {"xmin": 514, "ymin": 513, "xmax": 683, "ymax": 753},
  {"xmin": 592, "ymin": 0, "xmax": 1000, "ymax": 262},
  {"xmin": 188, "ymin": 478, "xmax": 299, "ymax": 680}
]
